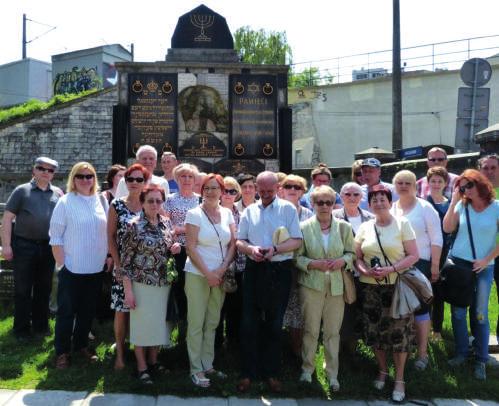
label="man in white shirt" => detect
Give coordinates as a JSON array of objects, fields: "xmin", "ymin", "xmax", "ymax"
[{"xmin": 115, "ymin": 145, "xmax": 169, "ymax": 199}]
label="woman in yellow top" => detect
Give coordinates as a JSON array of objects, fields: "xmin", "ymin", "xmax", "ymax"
[
  {"xmin": 354, "ymin": 184, "xmax": 418, "ymax": 403},
  {"xmin": 295, "ymin": 185, "xmax": 355, "ymax": 392}
]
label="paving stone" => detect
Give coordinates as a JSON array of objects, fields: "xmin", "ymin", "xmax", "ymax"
[
  {"xmin": 4, "ymin": 390, "xmax": 87, "ymax": 405},
  {"xmin": 469, "ymin": 401, "xmax": 499, "ymax": 406},
  {"xmin": 228, "ymin": 398, "xmax": 299, "ymax": 406},
  {"xmin": 297, "ymin": 400, "xmax": 366, "ymax": 406},
  {"xmin": 432, "ymin": 399, "xmax": 480, "ymax": 406},
  {"xmin": 157, "ymin": 396, "xmax": 228, "ymax": 406},
  {"xmin": 81, "ymin": 393, "xmax": 156, "ymax": 406},
  {"xmin": 0, "ymin": 390, "xmax": 17, "ymax": 406}
]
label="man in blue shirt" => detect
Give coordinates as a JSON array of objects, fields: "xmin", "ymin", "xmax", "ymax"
[
  {"xmin": 359, "ymin": 157, "xmax": 398, "ymax": 211},
  {"xmin": 161, "ymin": 151, "xmax": 179, "ymax": 194}
]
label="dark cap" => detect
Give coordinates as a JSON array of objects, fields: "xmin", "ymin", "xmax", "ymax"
[
  {"xmin": 34, "ymin": 156, "xmax": 59, "ymax": 169},
  {"xmin": 361, "ymin": 157, "xmax": 381, "ymax": 168}
]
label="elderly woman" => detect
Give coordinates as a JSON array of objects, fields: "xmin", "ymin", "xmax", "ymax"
[
  {"xmin": 391, "ymin": 170, "xmax": 442, "ymax": 371},
  {"xmin": 49, "ymin": 162, "xmax": 108, "ymax": 370},
  {"xmin": 333, "ymin": 182, "xmax": 374, "ymax": 353},
  {"xmin": 122, "ymin": 185, "xmax": 181, "ymax": 384},
  {"xmin": 281, "ymin": 174, "xmax": 313, "ymax": 358},
  {"xmin": 296, "ymin": 185, "xmax": 354, "ymax": 392},
  {"xmin": 355, "ymin": 185, "xmax": 418, "ymax": 403},
  {"xmin": 443, "ymin": 169, "xmax": 499, "ymax": 381},
  {"xmin": 216, "ymin": 176, "xmax": 245, "ymax": 348},
  {"xmin": 185, "ymin": 174, "xmax": 236, "ymax": 387},
  {"xmin": 164, "ymin": 163, "xmax": 200, "ymax": 330},
  {"xmin": 107, "ymin": 163, "xmax": 150, "ymax": 370}
]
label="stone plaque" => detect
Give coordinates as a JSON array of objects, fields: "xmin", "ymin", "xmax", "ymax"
[
  {"xmin": 128, "ymin": 73, "xmax": 178, "ymax": 156},
  {"xmin": 229, "ymin": 74, "xmax": 277, "ymax": 159},
  {"xmin": 179, "ymin": 131, "xmax": 227, "ymax": 158}
]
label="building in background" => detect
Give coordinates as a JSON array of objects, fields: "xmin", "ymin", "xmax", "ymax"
[{"xmin": 0, "ymin": 58, "xmax": 52, "ymax": 107}]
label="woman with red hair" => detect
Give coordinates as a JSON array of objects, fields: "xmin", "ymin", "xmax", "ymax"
[
  {"xmin": 443, "ymin": 169, "xmax": 499, "ymax": 381},
  {"xmin": 184, "ymin": 174, "xmax": 236, "ymax": 387}
]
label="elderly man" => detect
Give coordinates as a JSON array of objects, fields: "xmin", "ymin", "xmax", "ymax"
[
  {"xmin": 115, "ymin": 145, "xmax": 169, "ymax": 198},
  {"xmin": 301, "ymin": 163, "xmax": 342, "ymax": 210},
  {"xmin": 359, "ymin": 157, "xmax": 398, "ymax": 210},
  {"xmin": 236, "ymin": 171, "xmax": 303, "ymax": 393},
  {"xmin": 1, "ymin": 157, "xmax": 62, "ymax": 340},
  {"xmin": 161, "ymin": 151, "xmax": 179, "ymax": 194},
  {"xmin": 416, "ymin": 147, "xmax": 458, "ymax": 199}
]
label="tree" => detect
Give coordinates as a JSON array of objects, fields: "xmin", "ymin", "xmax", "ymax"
[
  {"xmin": 288, "ymin": 67, "xmax": 334, "ymax": 88},
  {"xmin": 233, "ymin": 26, "xmax": 293, "ymax": 65}
]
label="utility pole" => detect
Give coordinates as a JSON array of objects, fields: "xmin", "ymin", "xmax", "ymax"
[
  {"xmin": 392, "ymin": 0, "xmax": 403, "ymax": 151},
  {"xmin": 22, "ymin": 14, "xmax": 27, "ymax": 59}
]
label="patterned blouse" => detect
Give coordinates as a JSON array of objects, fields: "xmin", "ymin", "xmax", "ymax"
[
  {"xmin": 112, "ymin": 199, "xmax": 140, "ymax": 271},
  {"xmin": 120, "ymin": 212, "xmax": 174, "ymax": 286},
  {"xmin": 164, "ymin": 192, "xmax": 200, "ymax": 246},
  {"xmin": 230, "ymin": 204, "xmax": 246, "ymax": 272}
]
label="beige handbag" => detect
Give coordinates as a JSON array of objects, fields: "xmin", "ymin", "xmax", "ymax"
[{"xmin": 342, "ymin": 269, "xmax": 357, "ymax": 304}]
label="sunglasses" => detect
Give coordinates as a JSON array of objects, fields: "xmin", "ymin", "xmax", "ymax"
[
  {"xmin": 74, "ymin": 174, "xmax": 94, "ymax": 180},
  {"xmin": 126, "ymin": 176, "xmax": 145, "ymax": 183},
  {"xmin": 145, "ymin": 198, "xmax": 163, "ymax": 205},
  {"xmin": 428, "ymin": 157, "xmax": 446, "ymax": 162},
  {"xmin": 459, "ymin": 182, "xmax": 475, "ymax": 193},
  {"xmin": 315, "ymin": 200, "xmax": 334, "ymax": 207},
  {"xmin": 35, "ymin": 166, "xmax": 55, "ymax": 173},
  {"xmin": 283, "ymin": 184, "xmax": 303, "ymax": 190},
  {"xmin": 223, "ymin": 189, "xmax": 238, "ymax": 195},
  {"xmin": 343, "ymin": 192, "xmax": 361, "ymax": 197}
]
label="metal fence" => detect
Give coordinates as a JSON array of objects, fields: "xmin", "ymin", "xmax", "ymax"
[{"xmin": 289, "ymin": 34, "xmax": 499, "ymax": 86}]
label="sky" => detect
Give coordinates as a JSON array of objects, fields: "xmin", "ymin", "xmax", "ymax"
[{"xmin": 3, "ymin": 0, "xmax": 499, "ymax": 73}]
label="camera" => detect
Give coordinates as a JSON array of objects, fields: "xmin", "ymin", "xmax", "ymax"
[{"xmin": 370, "ymin": 256, "xmax": 382, "ymax": 268}]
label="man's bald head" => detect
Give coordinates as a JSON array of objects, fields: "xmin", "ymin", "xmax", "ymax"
[{"xmin": 256, "ymin": 171, "xmax": 279, "ymax": 206}]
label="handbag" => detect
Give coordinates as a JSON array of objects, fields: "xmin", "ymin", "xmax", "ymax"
[
  {"xmin": 201, "ymin": 207, "xmax": 237, "ymax": 293},
  {"xmin": 341, "ymin": 269, "xmax": 357, "ymax": 304},
  {"xmin": 440, "ymin": 204, "xmax": 476, "ymax": 307}
]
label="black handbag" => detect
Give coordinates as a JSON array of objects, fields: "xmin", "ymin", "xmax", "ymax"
[{"xmin": 440, "ymin": 204, "xmax": 476, "ymax": 307}]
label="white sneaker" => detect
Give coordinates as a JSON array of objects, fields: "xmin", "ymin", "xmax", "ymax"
[{"xmin": 299, "ymin": 371, "xmax": 312, "ymax": 383}]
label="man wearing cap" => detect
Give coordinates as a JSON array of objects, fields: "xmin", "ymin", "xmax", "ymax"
[
  {"xmin": 359, "ymin": 157, "xmax": 398, "ymax": 211},
  {"xmin": 416, "ymin": 147, "xmax": 458, "ymax": 199},
  {"xmin": 1, "ymin": 157, "xmax": 63, "ymax": 340}
]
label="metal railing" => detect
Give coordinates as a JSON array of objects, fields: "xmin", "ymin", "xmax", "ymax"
[{"xmin": 289, "ymin": 35, "xmax": 499, "ymax": 86}]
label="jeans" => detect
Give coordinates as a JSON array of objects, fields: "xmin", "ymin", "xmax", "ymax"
[
  {"xmin": 12, "ymin": 236, "xmax": 54, "ymax": 335},
  {"xmin": 451, "ymin": 264, "xmax": 494, "ymax": 363},
  {"xmin": 240, "ymin": 260, "xmax": 292, "ymax": 379},
  {"xmin": 54, "ymin": 267, "xmax": 103, "ymax": 355}
]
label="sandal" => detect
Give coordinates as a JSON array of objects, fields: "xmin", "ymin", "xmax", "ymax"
[
  {"xmin": 191, "ymin": 373, "xmax": 210, "ymax": 387},
  {"xmin": 414, "ymin": 356, "xmax": 429, "ymax": 371},
  {"xmin": 373, "ymin": 370, "xmax": 388, "ymax": 390},
  {"xmin": 205, "ymin": 368, "xmax": 227, "ymax": 379},
  {"xmin": 138, "ymin": 370, "xmax": 153, "ymax": 385},
  {"xmin": 392, "ymin": 380, "xmax": 405, "ymax": 403},
  {"xmin": 148, "ymin": 362, "xmax": 169, "ymax": 376}
]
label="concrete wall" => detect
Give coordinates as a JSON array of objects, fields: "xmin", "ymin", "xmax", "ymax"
[
  {"xmin": 0, "ymin": 88, "xmax": 117, "ymax": 202},
  {"xmin": 289, "ymin": 61, "xmax": 499, "ymax": 168},
  {"xmin": 0, "ymin": 59, "xmax": 52, "ymax": 107}
]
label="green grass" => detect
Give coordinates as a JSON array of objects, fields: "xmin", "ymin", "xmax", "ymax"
[{"xmin": 0, "ymin": 285, "xmax": 497, "ymax": 400}]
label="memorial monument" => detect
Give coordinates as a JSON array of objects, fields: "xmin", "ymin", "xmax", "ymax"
[{"xmin": 113, "ymin": 4, "xmax": 291, "ymax": 175}]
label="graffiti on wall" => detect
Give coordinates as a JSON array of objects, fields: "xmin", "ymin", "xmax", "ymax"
[{"xmin": 53, "ymin": 66, "xmax": 102, "ymax": 95}]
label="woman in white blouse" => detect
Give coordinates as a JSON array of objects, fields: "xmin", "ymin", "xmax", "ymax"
[
  {"xmin": 49, "ymin": 162, "xmax": 108, "ymax": 370},
  {"xmin": 391, "ymin": 170, "xmax": 442, "ymax": 371},
  {"xmin": 185, "ymin": 174, "xmax": 236, "ymax": 387}
]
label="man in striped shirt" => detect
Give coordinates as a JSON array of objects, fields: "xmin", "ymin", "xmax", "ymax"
[{"xmin": 416, "ymin": 147, "xmax": 458, "ymax": 199}]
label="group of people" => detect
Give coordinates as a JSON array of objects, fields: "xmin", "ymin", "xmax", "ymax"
[{"xmin": 1, "ymin": 145, "xmax": 498, "ymax": 402}]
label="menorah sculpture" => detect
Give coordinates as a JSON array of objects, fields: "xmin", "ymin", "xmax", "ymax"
[{"xmin": 190, "ymin": 14, "xmax": 214, "ymax": 42}]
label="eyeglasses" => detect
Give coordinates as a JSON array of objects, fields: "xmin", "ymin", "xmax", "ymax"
[
  {"xmin": 126, "ymin": 176, "xmax": 145, "ymax": 183},
  {"xmin": 315, "ymin": 200, "xmax": 334, "ymax": 207},
  {"xmin": 283, "ymin": 184, "xmax": 303, "ymax": 191},
  {"xmin": 203, "ymin": 186, "xmax": 220, "ymax": 192},
  {"xmin": 145, "ymin": 198, "xmax": 163, "ymax": 205},
  {"xmin": 74, "ymin": 174, "xmax": 94, "ymax": 180},
  {"xmin": 223, "ymin": 189, "xmax": 238, "ymax": 195},
  {"xmin": 428, "ymin": 157, "xmax": 446, "ymax": 162},
  {"xmin": 35, "ymin": 166, "xmax": 55, "ymax": 173},
  {"xmin": 343, "ymin": 192, "xmax": 360, "ymax": 197},
  {"xmin": 459, "ymin": 182, "xmax": 475, "ymax": 193}
]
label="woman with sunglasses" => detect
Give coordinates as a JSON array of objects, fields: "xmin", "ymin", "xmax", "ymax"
[
  {"xmin": 49, "ymin": 162, "xmax": 108, "ymax": 370},
  {"xmin": 184, "ymin": 174, "xmax": 236, "ymax": 387},
  {"xmin": 121, "ymin": 184, "xmax": 181, "ymax": 384},
  {"xmin": 107, "ymin": 163, "xmax": 150, "ymax": 370},
  {"xmin": 216, "ymin": 176, "xmax": 244, "ymax": 348},
  {"xmin": 333, "ymin": 182, "xmax": 374, "ymax": 354},
  {"xmin": 391, "ymin": 170, "xmax": 442, "ymax": 372},
  {"xmin": 281, "ymin": 174, "xmax": 313, "ymax": 359},
  {"xmin": 295, "ymin": 185, "xmax": 355, "ymax": 392},
  {"xmin": 354, "ymin": 185, "xmax": 418, "ymax": 403},
  {"xmin": 443, "ymin": 169, "xmax": 499, "ymax": 381}
]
